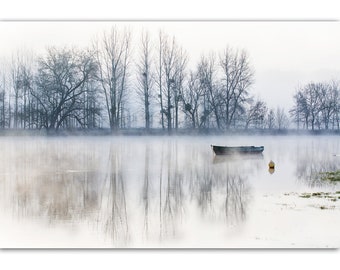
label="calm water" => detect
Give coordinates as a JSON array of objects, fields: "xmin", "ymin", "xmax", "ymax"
[{"xmin": 0, "ymin": 135, "xmax": 340, "ymax": 248}]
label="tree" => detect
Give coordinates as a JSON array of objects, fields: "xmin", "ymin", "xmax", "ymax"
[
  {"xmin": 32, "ymin": 47, "xmax": 97, "ymax": 130},
  {"xmin": 156, "ymin": 31, "xmax": 165, "ymax": 130},
  {"xmin": 290, "ymin": 89, "xmax": 308, "ymax": 130},
  {"xmin": 290, "ymin": 82, "xmax": 336, "ymax": 130},
  {"xmin": 0, "ymin": 72, "xmax": 8, "ymax": 129},
  {"xmin": 219, "ymin": 47, "xmax": 254, "ymax": 130},
  {"xmin": 162, "ymin": 36, "xmax": 176, "ymax": 133},
  {"xmin": 173, "ymin": 47, "xmax": 187, "ymax": 130},
  {"xmin": 182, "ymin": 71, "xmax": 204, "ymax": 129},
  {"xmin": 196, "ymin": 54, "xmax": 217, "ymax": 129},
  {"xmin": 159, "ymin": 35, "xmax": 187, "ymax": 133},
  {"xmin": 11, "ymin": 58, "xmax": 20, "ymax": 129},
  {"xmin": 81, "ymin": 80, "xmax": 103, "ymax": 129},
  {"xmin": 245, "ymin": 98, "xmax": 267, "ymax": 129},
  {"xmin": 276, "ymin": 107, "xmax": 289, "ymax": 130},
  {"xmin": 95, "ymin": 27, "xmax": 131, "ymax": 131},
  {"xmin": 136, "ymin": 31, "xmax": 154, "ymax": 130},
  {"xmin": 10, "ymin": 52, "xmax": 35, "ymax": 129},
  {"xmin": 266, "ymin": 109, "xmax": 276, "ymax": 130},
  {"xmin": 305, "ymin": 82, "xmax": 324, "ymax": 130},
  {"xmin": 331, "ymin": 82, "xmax": 340, "ymax": 130},
  {"xmin": 319, "ymin": 81, "xmax": 339, "ymax": 130}
]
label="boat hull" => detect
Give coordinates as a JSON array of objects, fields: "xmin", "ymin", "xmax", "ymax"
[{"xmin": 211, "ymin": 145, "xmax": 264, "ymax": 155}]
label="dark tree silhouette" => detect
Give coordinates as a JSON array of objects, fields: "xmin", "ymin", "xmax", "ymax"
[{"xmin": 32, "ymin": 47, "xmax": 97, "ymax": 130}]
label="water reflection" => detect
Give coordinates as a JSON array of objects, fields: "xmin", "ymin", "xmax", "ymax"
[
  {"xmin": 11, "ymin": 142, "xmax": 101, "ymax": 223},
  {"xmin": 294, "ymin": 142, "xmax": 340, "ymax": 187},
  {"xmin": 212, "ymin": 154, "xmax": 264, "ymax": 164},
  {"xmin": 210, "ymin": 158, "xmax": 251, "ymax": 224},
  {"xmin": 0, "ymin": 138, "xmax": 261, "ymax": 247},
  {"xmin": 160, "ymin": 142, "xmax": 185, "ymax": 239},
  {"xmin": 100, "ymin": 143, "xmax": 129, "ymax": 245},
  {"xmin": 142, "ymin": 144, "xmax": 150, "ymax": 238}
]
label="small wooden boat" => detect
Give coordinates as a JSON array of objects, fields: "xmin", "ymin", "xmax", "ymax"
[{"xmin": 211, "ymin": 145, "xmax": 264, "ymax": 155}]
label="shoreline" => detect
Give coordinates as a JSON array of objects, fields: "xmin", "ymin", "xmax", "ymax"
[{"xmin": 0, "ymin": 128, "xmax": 339, "ymax": 137}]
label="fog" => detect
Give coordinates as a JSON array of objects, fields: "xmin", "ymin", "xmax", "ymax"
[{"xmin": 1, "ymin": 135, "xmax": 340, "ymax": 247}]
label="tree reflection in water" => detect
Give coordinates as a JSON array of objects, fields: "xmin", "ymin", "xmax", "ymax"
[
  {"xmin": 100, "ymin": 143, "xmax": 129, "ymax": 245},
  {"xmin": 142, "ymin": 144, "xmax": 150, "ymax": 237},
  {"xmin": 159, "ymin": 141, "xmax": 185, "ymax": 240},
  {"xmin": 157, "ymin": 142, "xmax": 253, "ymax": 240},
  {"xmin": 191, "ymin": 152, "xmax": 252, "ymax": 226},
  {"xmin": 0, "ymin": 138, "xmax": 257, "ymax": 247}
]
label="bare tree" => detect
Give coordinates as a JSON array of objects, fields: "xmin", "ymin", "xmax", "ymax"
[
  {"xmin": 197, "ymin": 54, "xmax": 217, "ymax": 129},
  {"xmin": 332, "ymin": 82, "xmax": 340, "ymax": 130},
  {"xmin": 182, "ymin": 71, "xmax": 204, "ymax": 129},
  {"xmin": 95, "ymin": 27, "xmax": 131, "ymax": 131},
  {"xmin": 11, "ymin": 52, "xmax": 35, "ymax": 129},
  {"xmin": 219, "ymin": 47, "xmax": 254, "ymax": 130},
  {"xmin": 0, "ymin": 71, "xmax": 8, "ymax": 129},
  {"xmin": 290, "ymin": 89, "xmax": 308, "ymax": 130},
  {"xmin": 245, "ymin": 98, "xmax": 267, "ymax": 129},
  {"xmin": 306, "ymin": 82, "xmax": 324, "ymax": 130},
  {"xmin": 10, "ymin": 54, "xmax": 22, "ymax": 129},
  {"xmin": 290, "ymin": 81, "xmax": 340, "ymax": 130},
  {"xmin": 291, "ymin": 82, "xmax": 327, "ymax": 130},
  {"xmin": 162, "ymin": 36, "xmax": 177, "ymax": 133},
  {"xmin": 20, "ymin": 64, "xmax": 34, "ymax": 129},
  {"xmin": 156, "ymin": 31, "xmax": 165, "ymax": 130},
  {"xmin": 173, "ymin": 47, "xmax": 187, "ymax": 130},
  {"xmin": 159, "ymin": 35, "xmax": 187, "ymax": 133},
  {"xmin": 32, "ymin": 47, "xmax": 97, "ymax": 130},
  {"xmin": 319, "ymin": 81, "xmax": 339, "ymax": 130},
  {"xmin": 276, "ymin": 107, "xmax": 289, "ymax": 130},
  {"xmin": 136, "ymin": 31, "xmax": 154, "ymax": 131},
  {"xmin": 266, "ymin": 108, "xmax": 276, "ymax": 130},
  {"xmin": 81, "ymin": 80, "xmax": 103, "ymax": 129}
]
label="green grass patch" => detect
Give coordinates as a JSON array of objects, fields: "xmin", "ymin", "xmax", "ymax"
[
  {"xmin": 300, "ymin": 193, "xmax": 311, "ymax": 198},
  {"xmin": 312, "ymin": 192, "xmax": 322, "ymax": 196},
  {"xmin": 320, "ymin": 170, "xmax": 340, "ymax": 182},
  {"xmin": 298, "ymin": 191, "xmax": 340, "ymax": 201}
]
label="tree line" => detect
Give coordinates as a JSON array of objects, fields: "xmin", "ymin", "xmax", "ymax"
[
  {"xmin": 290, "ymin": 81, "xmax": 340, "ymax": 130},
  {"xmin": 0, "ymin": 26, "xmax": 339, "ymax": 133}
]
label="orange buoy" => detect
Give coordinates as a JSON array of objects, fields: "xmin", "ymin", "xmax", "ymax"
[{"xmin": 268, "ymin": 160, "xmax": 275, "ymax": 174}]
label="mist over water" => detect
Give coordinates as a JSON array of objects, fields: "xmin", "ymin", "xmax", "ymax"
[{"xmin": 0, "ymin": 135, "xmax": 340, "ymax": 248}]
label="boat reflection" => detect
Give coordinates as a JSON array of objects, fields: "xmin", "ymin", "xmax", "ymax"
[{"xmin": 213, "ymin": 153, "xmax": 264, "ymax": 164}]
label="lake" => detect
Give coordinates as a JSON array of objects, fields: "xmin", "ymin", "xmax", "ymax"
[{"xmin": 0, "ymin": 135, "xmax": 340, "ymax": 248}]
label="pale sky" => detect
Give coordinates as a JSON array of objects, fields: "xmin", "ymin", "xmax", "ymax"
[{"xmin": 1, "ymin": 21, "xmax": 340, "ymax": 110}]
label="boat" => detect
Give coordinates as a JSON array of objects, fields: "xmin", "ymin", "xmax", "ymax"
[{"xmin": 211, "ymin": 145, "xmax": 264, "ymax": 155}]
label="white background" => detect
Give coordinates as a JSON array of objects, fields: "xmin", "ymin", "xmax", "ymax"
[
  {"xmin": 0, "ymin": 0, "xmax": 339, "ymax": 20},
  {"xmin": 0, "ymin": 0, "xmax": 339, "ymax": 269}
]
